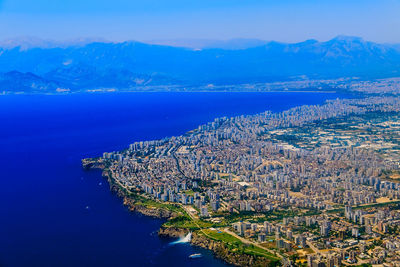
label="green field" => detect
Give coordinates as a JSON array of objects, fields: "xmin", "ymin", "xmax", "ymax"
[{"xmin": 202, "ymin": 229, "xmax": 280, "ymax": 261}]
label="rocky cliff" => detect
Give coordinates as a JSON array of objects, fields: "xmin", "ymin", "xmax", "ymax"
[
  {"xmin": 158, "ymin": 227, "xmax": 278, "ymax": 267},
  {"xmin": 123, "ymin": 198, "xmax": 174, "ymax": 219},
  {"xmin": 83, "ymin": 159, "xmax": 278, "ymax": 266}
]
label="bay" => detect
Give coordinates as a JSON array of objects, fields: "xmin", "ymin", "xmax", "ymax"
[{"xmin": 0, "ymin": 92, "xmax": 348, "ymax": 266}]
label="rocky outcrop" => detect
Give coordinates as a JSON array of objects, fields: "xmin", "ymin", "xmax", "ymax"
[
  {"xmin": 123, "ymin": 198, "xmax": 174, "ymax": 219},
  {"xmin": 81, "ymin": 158, "xmax": 105, "ymax": 170},
  {"xmin": 191, "ymin": 232, "xmax": 275, "ymax": 267},
  {"xmin": 158, "ymin": 226, "xmax": 188, "ymax": 238},
  {"xmin": 158, "ymin": 229, "xmax": 278, "ymax": 267}
]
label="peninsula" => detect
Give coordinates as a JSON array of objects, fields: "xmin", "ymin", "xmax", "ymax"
[{"xmin": 83, "ymin": 94, "xmax": 400, "ymax": 266}]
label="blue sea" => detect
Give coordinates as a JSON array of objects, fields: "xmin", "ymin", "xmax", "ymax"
[{"xmin": 0, "ymin": 92, "xmax": 347, "ymax": 267}]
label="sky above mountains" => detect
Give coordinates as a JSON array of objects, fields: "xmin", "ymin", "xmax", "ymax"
[{"xmin": 0, "ymin": 0, "xmax": 399, "ymax": 43}]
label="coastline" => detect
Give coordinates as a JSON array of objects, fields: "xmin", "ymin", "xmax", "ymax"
[
  {"xmin": 0, "ymin": 89, "xmax": 341, "ymax": 96},
  {"xmin": 82, "ymin": 158, "xmax": 280, "ymax": 267},
  {"xmin": 82, "ymin": 159, "xmax": 175, "ymax": 219}
]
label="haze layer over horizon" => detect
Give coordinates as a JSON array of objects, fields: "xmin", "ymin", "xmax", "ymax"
[{"xmin": 0, "ymin": 0, "xmax": 400, "ymax": 43}]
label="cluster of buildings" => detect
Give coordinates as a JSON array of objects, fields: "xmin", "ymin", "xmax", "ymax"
[
  {"xmin": 232, "ymin": 206, "xmax": 400, "ymax": 266},
  {"xmin": 95, "ymin": 96, "xmax": 400, "ymax": 265},
  {"xmin": 102, "ymin": 97, "xmax": 400, "ymax": 214},
  {"xmin": 189, "ymin": 77, "xmax": 400, "ymax": 96},
  {"xmin": 340, "ymin": 77, "xmax": 400, "ymax": 95}
]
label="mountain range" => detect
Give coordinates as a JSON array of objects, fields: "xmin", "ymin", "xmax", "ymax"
[{"xmin": 1, "ymin": 36, "xmax": 400, "ymax": 92}]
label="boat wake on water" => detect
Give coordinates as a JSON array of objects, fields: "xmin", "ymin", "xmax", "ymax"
[{"xmin": 189, "ymin": 253, "xmax": 202, "ymax": 259}]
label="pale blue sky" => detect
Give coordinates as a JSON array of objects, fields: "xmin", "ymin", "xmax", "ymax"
[{"xmin": 0, "ymin": 0, "xmax": 399, "ymax": 43}]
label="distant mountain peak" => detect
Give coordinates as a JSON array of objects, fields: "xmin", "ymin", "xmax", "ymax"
[
  {"xmin": 330, "ymin": 35, "xmax": 365, "ymax": 43},
  {"xmin": 302, "ymin": 39, "xmax": 319, "ymax": 44}
]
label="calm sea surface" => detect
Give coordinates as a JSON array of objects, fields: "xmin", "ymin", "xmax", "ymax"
[{"xmin": 0, "ymin": 92, "xmax": 348, "ymax": 267}]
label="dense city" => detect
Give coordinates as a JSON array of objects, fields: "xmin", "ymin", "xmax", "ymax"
[{"xmin": 85, "ymin": 95, "xmax": 400, "ymax": 266}]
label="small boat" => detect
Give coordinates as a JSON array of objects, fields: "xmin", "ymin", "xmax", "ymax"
[{"xmin": 189, "ymin": 253, "xmax": 202, "ymax": 259}]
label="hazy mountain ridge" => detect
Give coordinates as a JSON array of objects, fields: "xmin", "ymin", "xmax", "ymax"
[
  {"xmin": 146, "ymin": 38, "xmax": 269, "ymax": 50},
  {"xmin": 0, "ymin": 71, "xmax": 62, "ymax": 92},
  {"xmin": 1, "ymin": 36, "xmax": 400, "ymax": 92}
]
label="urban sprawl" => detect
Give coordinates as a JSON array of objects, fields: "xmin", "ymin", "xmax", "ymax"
[{"xmin": 85, "ymin": 85, "xmax": 400, "ymax": 266}]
